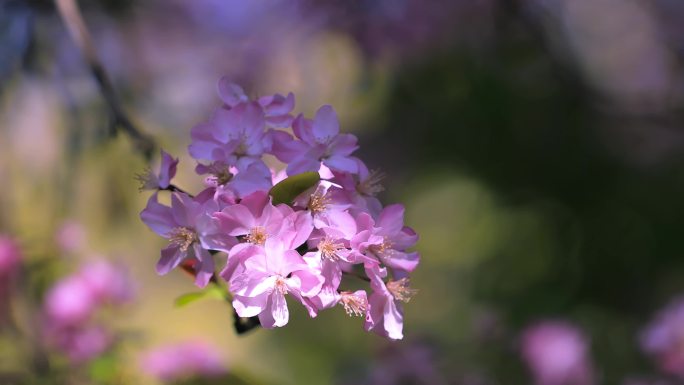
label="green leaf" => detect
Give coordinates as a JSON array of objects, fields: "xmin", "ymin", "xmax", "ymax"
[
  {"xmin": 269, "ymin": 172, "xmax": 320, "ymax": 205},
  {"xmin": 174, "ymin": 286, "xmax": 227, "ymax": 308}
]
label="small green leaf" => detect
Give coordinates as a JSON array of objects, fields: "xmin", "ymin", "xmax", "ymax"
[
  {"xmin": 174, "ymin": 286, "xmax": 226, "ymax": 308},
  {"xmin": 269, "ymin": 172, "xmax": 320, "ymax": 205}
]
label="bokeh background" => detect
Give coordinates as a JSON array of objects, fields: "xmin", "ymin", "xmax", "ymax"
[{"xmin": 2, "ymin": 0, "xmax": 684, "ymax": 384}]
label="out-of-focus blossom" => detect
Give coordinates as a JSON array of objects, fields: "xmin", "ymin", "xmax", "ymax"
[
  {"xmin": 366, "ymin": 341, "xmax": 447, "ymax": 385},
  {"xmin": 141, "ymin": 340, "xmax": 227, "ymax": 382},
  {"xmin": 622, "ymin": 377, "xmax": 676, "ymax": 385},
  {"xmin": 0, "ymin": 236, "xmax": 21, "ymax": 323},
  {"xmin": 520, "ymin": 321, "xmax": 594, "ymax": 385},
  {"xmin": 0, "ymin": 236, "xmax": 21, "ymax": 279},
  {"xmin": 136, "ymin": 149, "xmax": 179, "ymax": 191},
  {"xmin": 54, "ymin": 220, "xmax": 86, "ymax": 254},
  {"xmin": 641, "ymin": 296, "xmax": 684, "ymax": 379},
  {"xmin": 43, "ymin": 260, "xmax": 133, "ymax": 363},
  {"xmin": 217, "ymin": 77, "xmax": 295, "ymax": 128}
]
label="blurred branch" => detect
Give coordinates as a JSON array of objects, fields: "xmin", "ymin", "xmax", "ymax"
[{"xmin": 54, "ymin": 0, "xmax": 156, "ymax": 161}]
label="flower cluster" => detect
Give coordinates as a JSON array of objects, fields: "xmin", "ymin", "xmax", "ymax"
[
  {"xmin": 640, "ymin": 296, "xmax": 684, "ymax": 379},
  {"xmin": 140, "ymin": 78, "xmax": 420, "ymax": 339},
  {"xmin": 520, "ymin": 321, "xmax": 595, "ymax": 385},
  {"xmin": 141, "ymin": 340, "xmax": 227, "ymax": 382},
  {"xmin": 42, "ymin": 260, "xmax": 133, "ymax": 362}
]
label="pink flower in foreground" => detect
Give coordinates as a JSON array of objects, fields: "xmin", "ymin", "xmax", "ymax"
[
  {"xmin": 136, "ymin": 149, "xmax": 179, "ymax": 191},
  {"xmin": 364, "ymin": 262, "xmax": 417, "ymax": 340},
  {"xmin": 270, "ymin": 105, "xmax": 359, "ymax": 175},
  {"xmin": 141, "ymin": 340, "xmax": 227, "ymax": 382},
  {"xmin": 520, "ymin": 321, "xmax": 594, "ymax": 385},
  {"xmin": 641, "ymin": 296, "xmax": 684, "ymax": 379},
  {"xmin": 228, "ymin": 238, "xmax": 323, "ymax": 328},
  {"xmin": 140, "ymin": 192, "xmax": 236, "ymax": 287},
  {"xmin": 352, "ymin": 204, "xmax": 420, "ymax": 275}
]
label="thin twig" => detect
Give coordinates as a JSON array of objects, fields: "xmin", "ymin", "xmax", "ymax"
[{"xmin": 54, "ymin": 0, "xmax": 156, "ymax": 161}]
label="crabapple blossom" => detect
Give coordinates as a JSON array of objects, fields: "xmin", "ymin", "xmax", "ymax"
[
  {"xmin": 641, "ymin": 296, "xmax": 684, "ymax": 379},
  {"xmin": 140, "ymin": 192, "xmax": 235, "ymax": 287},
  {"xmin": 42, "ymin": 260, "xmax": 132, "ymax": 363},
  {"xmin": 141, "ymin": 340, "xmax": 227, "ymax": 382},
  {"xmin": 139, "ymin": 78, "xmax": 421, "ymax": 339},
  {"xmin": 136, "ymin": 149, "xmax": 179, "ymax": 191},
  {"xmin": 520, "ymin": 321, "xmax": 595, "ymax": 385},
  {"xmin": 270, "ymin": 105, "xmax": 359, "ymax": 175}
]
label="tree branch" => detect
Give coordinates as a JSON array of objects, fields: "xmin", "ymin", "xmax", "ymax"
[{"xmin": 54, "ymin": 0, "xmax": 156, "ymax": 161}]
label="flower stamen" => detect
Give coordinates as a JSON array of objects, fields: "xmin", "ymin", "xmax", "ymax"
[
  {"xmin": 169, "ymin": 227, "xmax": 198, "ymax": 252},
  {"xmin": 387, "ymin": 278, "xmax": 418, "ymax": 303},
  {"xmin": 245, "ymin": 226, "xmax": 268, "ymax": 245},
  {"xmin": 357, "ymin": 169, "xmax": 385, "ymax": 197},
  {"xmin": 339, "ymin": 291, "xmax": 367, "ymax": 317}
]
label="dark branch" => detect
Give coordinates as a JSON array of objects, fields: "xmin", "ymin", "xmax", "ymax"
[{"xmin": 54, "ymin": 0, "xmax": 156, "ymax": 161}]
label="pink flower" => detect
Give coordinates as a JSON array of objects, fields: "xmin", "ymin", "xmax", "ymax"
[
  {"xmin": 188, "ymin": 101, "xmax": 269, "ymax": 167},
  {"xmin": 141, "ymin": 340, "xmax": 227, "ymax": 382},
  {"xmin": 217, "ymin": 78, "xmax": 295, "ymax": 127},
  {"xmin": 43, "ymin": 260, "xmax": 132, "ymax": 363},
  {"xmin": 270, "ymin": 105, "xmax": 359, "ymax": 175},
  {"xmin": 140, "ymin": 192, "xmax": 236, "ymax": 287},
  {"xmin": 136, "ymin": 149, "xmax": 179, "ymax": 190},
  {"xmin": 228, "ymin": 238, "xmax": 323, "ymax": 328},
  {"xmin": 364, "ymin": 262, "xmax": 417, "ymax": 340},
  {"xmin": 641, "ymin": 296, "xmax": 684, "ymax": 378},
  {"xmin": 302, "ymin": 226, "xmax": 361, "ymax": 310},
  {"xmin": 292, "ymin": 182, "xmax": 356, "ymax": 232},
  {"xmin": 332, "ymin": 159, "xmax": 384, "ymax": 217},
  {"xmin": 0, "ymin": 236, "xmax": 21, "ymax": 279},
  {"xmin": 351, "ymin": 204, "xmax": 420, "ymax": 275},
  {"xmin": 520, "ymin": 321, "xmax": 595, "ymax": 385},
  {"xmin": 54, "ymin": 220, "xmax": 86, "ymax": 254},
  {"xmin": 214, "ymin": 191, "xmax": 288, "ymax": 245},
  {"xmin": 197, "ymin": 159, "xmax": 273, "ymax": 199}
]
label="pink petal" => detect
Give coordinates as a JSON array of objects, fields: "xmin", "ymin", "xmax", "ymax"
[
  {"xmin": 232, "ymin": 293, "xmax": 268, "ymax": 318},
  {"xmin": 193, "ymin": 246, "xmax": 214, "ymax": 288},
  {"xmin": 270, "ymin": 290, "xmax": 289, "ymax": 327},
  {"xmin": 323, "ymin": 155, "xmax": 359, "ymax": 174},
  {"xmin": 157, "ymin": 246, "xmax": 185, "ymax": 275},
  {"xmin": 286, "ymin": 155, "xmax": 321, "ymax": 176},
  {"xmin": 384, "ymin": 251, "xmax": 420, "ymax": 274},
  {"xmin": 292, "ymin": 114, "xmax": 315, "ymax": 145},
  {"xmin": 216, "ymin": 204, "xmax": 256, "ymax": 236},
  {"xmin": 378, "ymin": 204, "xmax": 405, "ymax": 236},
  {"xmin": 140, "ymin": 193, "xmax": 175, "ymax": 236},
  {"xmin": 217, "ymin": 78, "xmax": 248, "ymax": 107},
  {"xmin": 158, "ymin": 150, "xmax": 179, "ymax": 189},
  {"xmin": 328, "ymin": 133, "xmax": 358, "ymax": 156},
  {"xmin": 291, "ymin": 269, "xmax": 324, "ymax": 298},
  {"xmin": 312, "ymin": 105, "xmax": 340, "ymax": 143}
]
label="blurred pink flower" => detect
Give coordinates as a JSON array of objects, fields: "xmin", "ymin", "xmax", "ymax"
[
  {"xmin": 0, "ymin": 236, "xmax": 21, "ymax": 279},
  {"xmin": 54, "ymin": 220, "xmax": 86, "ymax": 254},
  {"xmin": 520, "ymin": 321, "xmax": 594, "ymax": 385},
  {"xmin": 141, "ymin": 340, "xmax": 227, "ymax": 382},
  {"xmin": 641, "ymin": 296, "xmax": 684, "ymax": 378},
  {"xmin": 43, "ymin": 260, "xmax": 133, "ymax": 363}
]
